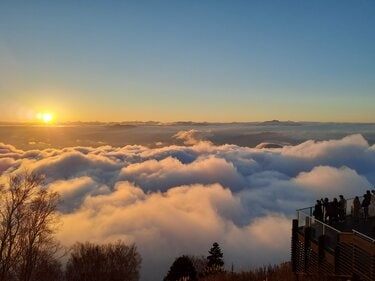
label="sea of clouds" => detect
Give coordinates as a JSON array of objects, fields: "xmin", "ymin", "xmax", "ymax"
[{"xmin": 1, "ymin": 132, "xmax": 375, "ymax": 280}]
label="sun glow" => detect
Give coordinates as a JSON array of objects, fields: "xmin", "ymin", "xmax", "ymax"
[{"xmin": 36, "ymin": 112, "xmax": 53, "ymax": 123}]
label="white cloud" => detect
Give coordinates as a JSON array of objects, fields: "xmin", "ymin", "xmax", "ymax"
[
  {"xmin": 173, "ymin": 129, "xmax": 208, "ymax": 145},
  {"xmin": 48, "ymin": 176, "xmax": 110, "ymax": 212},
  {"xmin": 56, "ymin": 183, "xmax": 289, "ymax": 280},
  {"xmin": 0, "ymin": 134, "xmax": 374, "ymax": 280},
  {"xmin": 294, "ymin": 166, "xmax": 371, "ymax": 198},
  {"xmin": 119, "ymin": 155, "xmax": 245, "ymax": 192}
]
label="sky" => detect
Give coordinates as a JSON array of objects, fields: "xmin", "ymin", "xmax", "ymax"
[
  {"xmin": 1, "ymin": 2, "xmax": 375, "ymax": 279},
  {"xmin": 1, "ymin": 0, "xmax": 375, "ymax": 122}
]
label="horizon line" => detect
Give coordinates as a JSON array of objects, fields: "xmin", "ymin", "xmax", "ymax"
[{"xmin": 1, "ymin": 120, "xmax": 375, "ymax": 126}]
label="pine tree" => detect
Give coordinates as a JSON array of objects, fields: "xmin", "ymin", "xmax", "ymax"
[{"xmin": 206, "ymin": 242, "xmax": 224, "ymax": 274}]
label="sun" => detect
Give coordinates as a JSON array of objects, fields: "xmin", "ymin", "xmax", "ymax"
[{"xmin": 36, "ymin": 112, "xmax": 53, "ymax": 123}]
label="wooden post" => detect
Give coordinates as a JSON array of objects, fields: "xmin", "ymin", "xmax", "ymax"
[
  {"xmin": 334, "ymin": 244, "xmax": 340, "ymax": 275},
  {"xmin": 304, "ymin": 227, "xmax": 311, "ymax": 273},
  {"xmin": 291, "ymin": 219, "xmax": 299, "ymax": 272},
  {"xmin": 318, "ymin": 235, "xmax": 325, "ymax": 265}
]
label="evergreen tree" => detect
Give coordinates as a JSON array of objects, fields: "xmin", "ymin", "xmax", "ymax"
[
  {"xmin": 164, "ymin": 255, "xmax": 197, "ymax": 281},
  {"xmin": 206, "ymin": 242, "xmax": 224, "ymax": 273}
]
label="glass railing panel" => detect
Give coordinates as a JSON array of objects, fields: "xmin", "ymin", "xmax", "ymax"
[
  {"xmin": 297, "ymin": 211, "xmax": 308, "ymax": 229},
  {"xmin": 310, "ymin": 218, "xmax": 324, "ymax": 240},
  {"xmin": 296, "ymin": 195, "xmax": 374, "ymax": 252},
  {"xmin": 324, "ymin": 224, "xmax": 339, "ymax": 249},
  {"xmin": 347, "ymin": 196, "xmax": 364, "ymax": 217},
  {"xmin": 346, "ymin": 197, "xmax": 354, "ymax": 216},
  {"xmin": 297, "ymin": 211, "xmax": 340, "ymax": 250}
]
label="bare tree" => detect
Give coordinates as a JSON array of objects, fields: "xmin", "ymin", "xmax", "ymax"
[
  {"xmin": 0, "ymin": 172, "xmax": 60, "ymax": 281},
  {"xmin": 65, "ymin": 240, "xmax": 141, "ymax": 281},
  {"xmin": 30, "ymin": 249, "xmax": 63, "ymax": 281}
]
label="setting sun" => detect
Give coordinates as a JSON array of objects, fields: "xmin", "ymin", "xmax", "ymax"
[{"xmin": 36, "ymin": 112, "xmax": 53, "ymax": 123}]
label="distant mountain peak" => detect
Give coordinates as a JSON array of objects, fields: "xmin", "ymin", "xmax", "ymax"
[{"xmin": 258, "ymin": 120, "xmax": 301, "ymax": 126}]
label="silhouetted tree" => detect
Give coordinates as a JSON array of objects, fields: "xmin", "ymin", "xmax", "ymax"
[
  {"xmin": 187, "ymin": 255, "xmax": 207, "ymax": 278},
  {"xmin": 0, "ymin": 172, "xmax": 60, "ymax": 281},
  {"xmin": 65, "ymin": 241, "xmax": 141, "ymax": 281},
  {"xmin": 164, "ymin": 255, "xmax": 197, "ymax": 281},
  {"xmin": 199, "ymin": 262, "xmax": 344, "ymax": 281},
  {"xmin": 31, "ymin": 250, "xmax": 63, "ymax": 281},
  {"xmin": 206, "ymin": 242, "xmax": 224, "ymax": 274}
]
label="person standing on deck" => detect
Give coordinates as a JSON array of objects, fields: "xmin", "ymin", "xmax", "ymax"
[
  {"xmin": 322, "ymin": 198, "xmax": 330, "ymax": 223},
  {"xmin": 338, "ymin": 195, "xmax": 347, "ymax": 222},
  {"xmin": 352, "ymin": 196, "xmax": 361, "ymax": 223},
  {"xmin": 369, "ymin": 190, "xmax": 375, "ymax": 217},
  {"xmin": 331, "ymin": 198, "xmax": 339, "ymax": 224},
  {"xmin": 313, "ymin": 200, "xmax": 323, "ymax": 222},
  {"xmin": 362, "ymin": 191, "xmax": 371, "ymax": 221}
]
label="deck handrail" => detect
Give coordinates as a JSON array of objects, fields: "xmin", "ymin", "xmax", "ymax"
[
  {"xmin": 314, "ymin": 217, "xmax": 342, "ymax": 234},
  {"xmin": 297, "ymin": 211, "xmax": 342, "ymax": 241},
  {"xmin": 353, "ymin": 229, "xmax": 375, "ymax": 244},
  {"xmin": 296, "ymin": 197, "xmax": 375, "ymax": 246}
]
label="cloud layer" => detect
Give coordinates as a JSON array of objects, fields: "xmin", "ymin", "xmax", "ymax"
[{"xmin": 1, "ymin": 134, "xmax": 374, "ymax": 280}]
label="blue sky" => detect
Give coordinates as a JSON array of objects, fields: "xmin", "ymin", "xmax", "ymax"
[{"xmin": 1, "ymin": 0, "xmax": 374, "ymax": 122}]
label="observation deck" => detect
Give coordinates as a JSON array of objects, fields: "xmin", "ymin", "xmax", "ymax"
[{"xmin": 291, "ymin": 197, "xmax": 375, "ymax": 281}]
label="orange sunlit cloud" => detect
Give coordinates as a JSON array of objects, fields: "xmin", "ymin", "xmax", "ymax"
[{"xmin": 0, "ymin": 133, "xmax": 373, "ymax": 280}]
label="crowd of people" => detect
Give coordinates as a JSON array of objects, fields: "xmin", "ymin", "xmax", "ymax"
[{"xmin": 312, "ymin": 190, "xmax": 375, "ymax": 225}]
